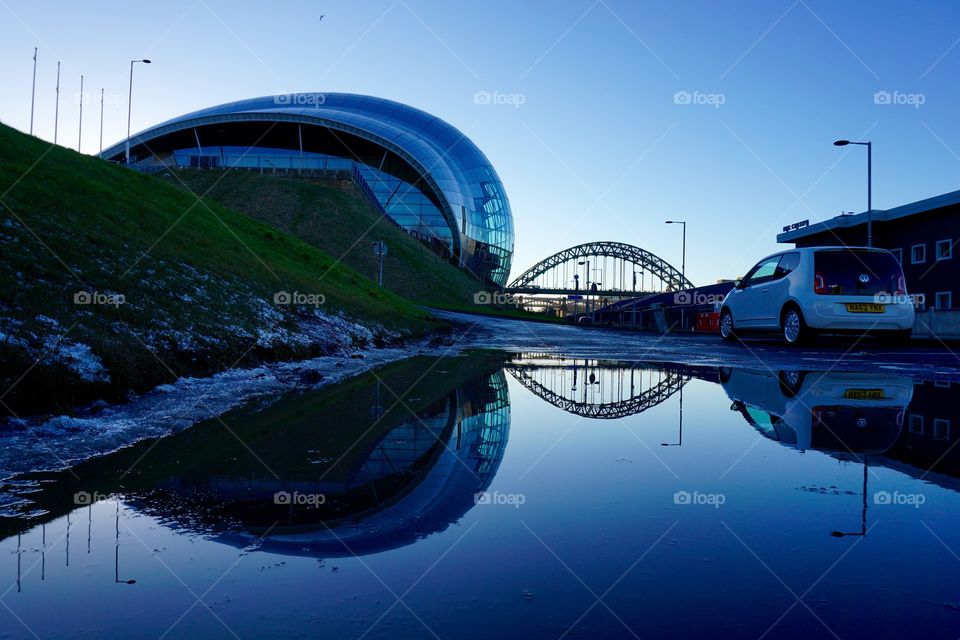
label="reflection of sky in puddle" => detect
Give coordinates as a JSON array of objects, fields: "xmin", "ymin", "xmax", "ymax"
[{"xmin": 2, "ymin": 353, "xmax": 960, "ymax": 639}]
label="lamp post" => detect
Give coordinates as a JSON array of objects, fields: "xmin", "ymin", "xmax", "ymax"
[
  {"xmin": 77, "ymin": 75, "xmax": 83, "ymax": 152},
  {"xmin": 578, "ymin": 260, "xmax": 590, "ymax": 321},
  {"xmin": 665, "ymin": 220, "xmax": 687, "ymax": 330},
  {"xmin": 125, "ymin": 59, "xmax": 151, "ymax": 163},
  {"xmin": 833, "ymin": 139, "xmax": 872, "ymax": 247},
  {"xmin": 54, "ymin": 61, "xmax": 60, "ymax": 144},
  {"xmin": 573, "ymin": 273, "xmax": 580, "ymax": 318},
  {"xmin": 29, "ymin": 47, "xmax": 37, "ymax": 135},
  {"xmin": 592, "ymin": 268, "xmax": 603, "ymax": 323},
  {"xmin": 99, "ymin": 88, "xmax": 104, "ymax": 154}
]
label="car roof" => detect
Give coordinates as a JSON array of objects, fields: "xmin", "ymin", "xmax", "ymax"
[{"xmin": 756, "ymin": 246, "xmax": 891, "ymax": 262}]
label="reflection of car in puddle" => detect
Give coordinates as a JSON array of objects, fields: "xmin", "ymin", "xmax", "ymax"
[{"xmin": 720, "ymin": 368, "xmax": 912, "ymax": 453}]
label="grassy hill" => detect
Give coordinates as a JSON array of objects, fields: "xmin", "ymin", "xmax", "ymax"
[
  {"xmin": 159, "ymin": 170, "xmax": 485, "ymax": 305},
  {"xmin": 0, "ymin": 123, "xmax": 444, "ymax": 415}
]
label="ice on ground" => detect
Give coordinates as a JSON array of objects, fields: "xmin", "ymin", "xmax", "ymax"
[{"xmin": 43, "ymin": 338, "xmax": 110, "ymax": 383}]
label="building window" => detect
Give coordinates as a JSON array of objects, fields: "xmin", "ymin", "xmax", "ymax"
[
  {"xmin": 909, "ymin": 414, "xmax": 924, "ymax": 435},
  {"xmin": 936, "ymin": 239, "xmax": 953, "ymax": 261},
  {"xmin": 935, "ymin": 291, "xmax": 952, "ymax": 309},
  {"xmin": 890, "ymin": 247, "xmax": 903, "ymax": 264},
  {"xmin": 912, "ymin": 243, "xmax": 926, "ymax": 264},
  {"xmin": 933, "ymin": 419, "xmax": 951, "ymax": 441}
]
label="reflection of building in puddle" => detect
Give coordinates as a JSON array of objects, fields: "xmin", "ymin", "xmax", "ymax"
[
  {"xmin": 217, "ymin": 370, "xmax": 511, "ymax": 557},
  {"xmin": 870, "ymin": 379, "xmax": 960, "ymax": 485},
  {"xmin": 0, "ymin": 356, "xmax": 511, "ymax": 562},
  {"xmin": 506, "ymin": 353, "xmax": 710, "ymax": 419}
]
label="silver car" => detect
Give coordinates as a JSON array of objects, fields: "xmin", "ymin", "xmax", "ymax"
[{"xmin": 719, "ymin": 247, "xmax": 915, "ymax": 344}]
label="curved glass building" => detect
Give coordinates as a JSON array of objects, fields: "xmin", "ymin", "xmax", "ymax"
[{"xmin": 100, "ymin": 93, "xmax": 514, "ymax": 285}]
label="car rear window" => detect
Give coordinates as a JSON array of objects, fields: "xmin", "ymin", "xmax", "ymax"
[{"xmin": 813, "ymin": 250, "xmax": 903, "ymax": 296}]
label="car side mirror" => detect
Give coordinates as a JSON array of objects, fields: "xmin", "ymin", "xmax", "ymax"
[{"xmin": 734, "ymin": 279, "xmax": 743, "ymax": 289}]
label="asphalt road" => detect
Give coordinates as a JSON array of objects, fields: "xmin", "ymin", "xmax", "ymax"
[{"xmin": 432, "ymin": 310, "xmax": 960, "ymax": 382}]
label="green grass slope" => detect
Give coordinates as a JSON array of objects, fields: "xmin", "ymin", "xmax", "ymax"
[
  {"xmin": 160, "ymin": 170, "xmax": 486, "ymax": 305},
  {"xmin": 0, "ymin": 124, "xmax": 443, "ymax": 414}
]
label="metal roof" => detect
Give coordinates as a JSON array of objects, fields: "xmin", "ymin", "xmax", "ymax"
[{"xmin": 777, "ymin": 188, "xmax": 960, "ymax": 244}]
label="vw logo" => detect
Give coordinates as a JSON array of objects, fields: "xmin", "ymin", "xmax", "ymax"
[{"xmin": 858, "ymin": 273, "xmax": 870, "ymax": 284}]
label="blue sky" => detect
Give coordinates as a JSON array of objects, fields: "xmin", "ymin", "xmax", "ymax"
[{"xmin": 2, "ymin": 0, "xmax": 959, "ymax": 285}]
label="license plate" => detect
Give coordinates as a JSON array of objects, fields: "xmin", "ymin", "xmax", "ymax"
[
  {"xmin": 846, "ymin": 303, "xmax": 885, "ymax": 313},
  {"xmin": 843, "ymin": 388, "xmax": 885, "ymax": 400}
]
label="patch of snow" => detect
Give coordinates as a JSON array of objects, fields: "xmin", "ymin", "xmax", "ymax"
[{"xmin": 42, "ymin": 337, "xmax": 110, "ymax": 383}]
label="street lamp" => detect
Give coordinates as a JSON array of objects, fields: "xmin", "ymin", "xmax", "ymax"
[
  {"xmin": 578, "ymin": 260, "xmax": 590, "ymax": 321},
  {"xmin": 591, "ymin": 268, "xmax": 604, "ymax": 322},
  {"xmin": 664, "ymin": 221, "xmax": 686, "ymax": 284},
  {"xmin": 665, "ymin": 220, "xmax": 687, "ymax": 329},
  {"xmin": 125, "ymin": 59, "xmax": 151, "ymax": 164},
  {"xmin": 833, "ymin": 139, "xmax": 872, "ymax": 247}
]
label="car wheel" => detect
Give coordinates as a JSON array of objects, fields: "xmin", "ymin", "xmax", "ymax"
[
  {"xmin": 782, "ymin": 306, "xmax": 812, "ymax": 345},
  {"xmin": 777, "ymin": 370, "xmax": 806, "ymax": 397},
  {"xmin": 720, "ymin": 309, "xmax": 736, "ymax": 341}
]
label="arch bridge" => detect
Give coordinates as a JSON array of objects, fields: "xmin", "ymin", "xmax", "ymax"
[
  {"xmin": 506, "ymin": 354, "xmax": 690, "ymax": 419},
  {"xmin": 506, "ymin": 241, "xmax": 693, "ymax": 297}
]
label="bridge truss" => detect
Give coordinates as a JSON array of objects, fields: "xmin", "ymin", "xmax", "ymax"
[{"xmin": 507, "ymin": 241, "xmax": 693, "ymax": 295}]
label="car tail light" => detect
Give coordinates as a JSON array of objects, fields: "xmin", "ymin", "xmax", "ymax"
[
  {"xmin": 814, "ymin": 271, "xmax": 826, "ymax": 294},
  {"xmin": 895, "ymin": 273, "xmax": 906, "ymax": 296}
]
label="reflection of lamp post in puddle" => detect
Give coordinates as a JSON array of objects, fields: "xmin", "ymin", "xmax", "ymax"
[
  {"xmin": 831, "ymin": 459, "xmax": 869, "ymax": 538},
  {"xmin": 369, "ymin": 379, "xmax": 384, "ymax": 421},
  {"xmin": 115, "ymin": 502, "xmax": 137, "ymax": 584},
  {"xmin": 16, "ymin": 533, "xmax": 22, "ymax": 593},
  {"xmin": 662, "ymin": 385, "xmax": 683, "ymax": 447}
]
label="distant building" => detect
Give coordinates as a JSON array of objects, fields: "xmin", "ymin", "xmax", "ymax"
[{"xmin": 778, "ymin": 190, "xmax": 960, "ymax": 309}]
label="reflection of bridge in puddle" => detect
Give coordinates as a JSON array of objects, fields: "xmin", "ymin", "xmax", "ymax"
[{"xmin": 506, "ymin": 353, "xmax": 691, "ymax": 419}]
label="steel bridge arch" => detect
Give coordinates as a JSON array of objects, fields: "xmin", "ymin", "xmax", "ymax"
[
  {"xmin": 508, "ymin": 241, "xmax": 693, "ymax": 291},
  {"xmin": 506, "ymin": 365, "xmax": 689, "ymax": 419}
]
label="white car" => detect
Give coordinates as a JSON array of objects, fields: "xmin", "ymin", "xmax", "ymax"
[
  {"xmin": 720, "ymin": 368, "xmax": 912, "ymax": 454},
  {"xmin": 719, "ymin": 246, "xmax": 915, "ymax": 344}
]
